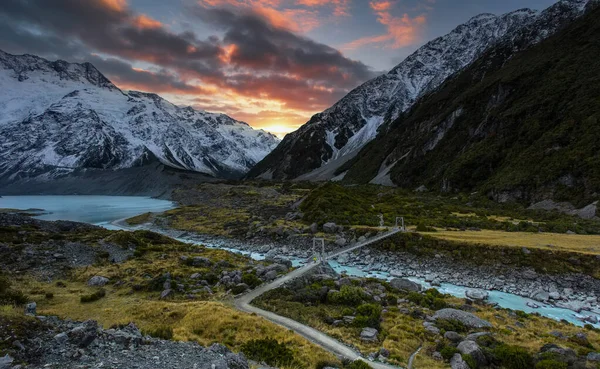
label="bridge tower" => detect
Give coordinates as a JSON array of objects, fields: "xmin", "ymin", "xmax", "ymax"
[
  {"xmin": 312, "ymin": 238, "xmax": 325, "ymax": 263},
  {"xmin": 395, "ymin": 217, "xmax": 405, "ymax": 231}
]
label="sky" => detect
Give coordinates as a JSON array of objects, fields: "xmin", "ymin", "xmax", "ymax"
[{"xmin": 0, "ymin": 0, "xmax": 557, "ymax": 138}]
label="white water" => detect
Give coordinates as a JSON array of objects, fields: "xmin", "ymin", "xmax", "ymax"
[{"xmin": 3, "ymin": 195, "xmax": 598, "ymax": 328}]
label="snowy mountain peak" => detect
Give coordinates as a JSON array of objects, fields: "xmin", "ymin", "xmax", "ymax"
[
  {"xmin": 247, "ymin": 0, "xmax": 592, "ymax": 181},
  {"xmin": 0, "ymin": 50, "xmax": 279, "ymax": 184}
]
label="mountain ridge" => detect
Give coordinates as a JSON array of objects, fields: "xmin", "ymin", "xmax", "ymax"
[
  {"xmin": 247, "ymin": 0, "xmax": 592, "ymax": 182},
  {"xmin": 340, "ymin": 1, "xmax": 600, "ymax": 206},
  {"xmin": 0, "ymin": 50, "xmax": 279, "ymax": 187}
]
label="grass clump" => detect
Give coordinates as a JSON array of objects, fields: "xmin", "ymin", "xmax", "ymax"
[
  {"xmin": 0, "ymin": 275, "xmax": 27, "ymax": 305},
  {"xmin": 80, "ymin": 288, "xmax": 106, "ymax": 303},
  {"xmin": 144, "ymin": 325, "xmax": 174, "ymax": 340},
  {"xmin": 241, "ymin": 338, "xmax": 295, "ymax": 367}
]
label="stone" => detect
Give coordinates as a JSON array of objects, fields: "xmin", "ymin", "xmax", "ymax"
[
  {"xmin": 190, "ymin": 273, "xmax": 201, "ymax": 279},
  {"xmin": 425, "ymin": 325, "xmax": 440, "ymax": 335},
  {"xmin": 0, "ymin": 355, "xmax": 13, "ymax": 369},
  {"xmin": 415, "ymin": 185, "xmax": 428, "ymax": 193},
  {"xmin": 450, "ymin": 353, "xmax": 470, "ymax": 369},
  {"xmin": 263, "ymin": 270, "xmax": 278, "ymax": 281},
  {"xmin": 465, "ymin": 289, "xmax": 489, "ymax": 301},
  {"xmin": 360, "ymin": 327, "xmax": 378, "ymax": 342},
  {"xmin": 54, "ymin": 332, "xmax": 69, "ymax": 345},
  {"xmin": 310, "ymin": 223, "xmax": 318, "ymax": 234},
  {"xmin": 379, "ymin": 348, "xmax": 390, "ymax": 358},
  {"xmin": 433, "ymin": 309, "xmax": 492, "ymax": 329},
  {"xmin": 389, "ymin": 278, "xmax": 422, "ymax": 292},
  {"xmin": 160, "ymin": 289, "xmax": 174, "ymax": 300},
  {"xmin": 87, "ymin": 276, "xmax": 109, "ymax": 286},
  {"xmin": 587, "ymin": 352, "xmax": 600, "ymax": 362},
  {"xmin": 531, "ymin": 290, "xmax": 550, "ymax": 302},
  {"xmin": 358, "ymin": 236, "xmax": 366, "ymax": 242},
  {"xmin": 25, "ymin": 302, "xmax": 37, "ymax": 316},
  {"xmin": 323, "ymin": 222, "xmax": 338, "ymax": 233},
  {"xmin": 444, "ymin": 331, "xmax": 464, "ymax": 343},
  {"xmin": 192, "ymin": 257, "xmax": 212, "ymax": 267},
  {"xmin": 335, "ymin": 238, "xmax": 347, "ymax": 246},
  {"xmin": 465, "ymin": 332, "xmax": 491, "ymax": 341},
  {"xmin": 457, "ymin": 340, "xmax": 487, "ymax": 366}
]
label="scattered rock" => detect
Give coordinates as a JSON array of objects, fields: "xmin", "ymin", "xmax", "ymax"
[
  {"xmin": 160, "ymin": 289, "xmax": 174, "ymax": 300},
  {"xmin": 465, "ymin": 289, "xmax": 489, "ymax": 301},
  {"xmin": 450, "ymin": 353, "xmax": 470, "ymax": 369},
  {"xmin": 360, "ymin": 327, "xmax": 378, "ymax": 342},
  {"xmin": 24, "ymin": 302, "xmax": 36, "ymax": 316},
  {"xmin": 0, "ymin": 355, "xmax": 13, "ymax": 369},
  {"xmin": 87, "ymin": 276, "xmax": 109, "ymax": 287},
  {"xmin": 389, "ymin": 278, "xmax": 422, "ymax": 292},
  {"xmin": 433, "ymin": 309, "xmax": 492, "ymax": 329},
  {"xmin": 444, "ymin": 331, "xmax": 464, "ymax": 343},
  {"xmin": 323, "ymin": 223, "xmax": 338, "ymax": 234},
  {"xmin": 457, "ymin": 340, "xmax": 487, "ymax": 366}
]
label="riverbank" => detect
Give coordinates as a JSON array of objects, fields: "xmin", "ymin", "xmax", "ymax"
[{"xmin": 113, "ymin": 217, "xmax": 600, "ymax": 328}]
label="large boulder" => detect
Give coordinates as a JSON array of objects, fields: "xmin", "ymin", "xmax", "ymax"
[
  {"xmin": 450, "ymin": 353, "xmax": 470, "ymax": 369},
  {"xmin": 433, "ymin": 309, "xmax": 492, "ymax": 329},
  {"xmin": 465, "ymin": 289, "xmax": 489, "ymax": 301},
  {"xmin": 390, "ymin": 278, "xmax": 422, "ymax": 292},
  {"xmin": 323, "ymin": 222, "xmax": 338, "ymax": 233},
  {"xmin": 360, "ymin": 327, "xmax": 378, "ymax": 342},
  {"xmin": 87, "ymin": 276, "xmax": 109, "ymax": 287},
  {"xmin": 457, "ymin": 340, "xmax": 487, "ymax": 366}
]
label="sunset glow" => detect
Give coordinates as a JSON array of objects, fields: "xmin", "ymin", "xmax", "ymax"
[{"xmin": 0, "ymin": 0, "xmax": 559, "ymax": 136}]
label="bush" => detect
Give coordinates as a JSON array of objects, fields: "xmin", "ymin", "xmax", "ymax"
[
  {"xmin": 241, "ymin": 273, "xmax": 262, "ymax": 288},
  {"xmin": 346, "ymin": 360, "xmax": 371, "ymax": 369},
  {"xmin": 535, "ymin": 360, "xmax": 568, "ymax": 369},
  {"xmin": 353, "ymin": 303, "xmax": 382, "ymax": 329},
  {"xmin": 462, "ymin": 354, "xmax": 477, "ymax": 368},
  {"xmin": 316, "ymin": 360, "xmax": 340, "ymax": 369},
  {"xmin": 406, "ymin": 289, "xmax": 448, "ymax": 310},
  {"xmin": 436, "ymin": 319, "xmax": 468, "ymax": 333},
  {"xmin": 492, "ymin": 345, "xmax": 533, "ymax": 369},
  {"xmin": 328, "ymin": 286, "xmax": 367, "ymax": 306},
  {"xmin": 0, "ymin": 275, "xmax": 28, "ymax": 305},
  {"xmin": 241, "ymin": 338, "xmax": 295, "ymax": 367},
  {"xmin": 440, "ymin": 346, "xmax": 460, "ymax": 361},
  {"xmin": 145, "ymin": 326, "xmax": 173, "ymax": 340},
  {"xmin": 45, "ymin": 292, "xmax": 54, "ymax": 299},
  {"xmin": 80, "ymin": 288, "xmax": 106, "ymax": 303}
]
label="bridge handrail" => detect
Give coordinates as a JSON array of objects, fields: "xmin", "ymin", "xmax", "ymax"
[{"xmin": 326, "ymin": 228, "xmax": 402, "ymax": 260}]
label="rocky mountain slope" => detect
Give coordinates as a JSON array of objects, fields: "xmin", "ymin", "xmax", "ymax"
[
  {"xmin": 247, "ymin": 0, "xmax": 592, "ymax": 181},
  {"xmin": 0, "ymin": 50, "xmax": 279, "ymax": 186},
  {"xmin": 340, "ymin": 2, "xmax": 600, "ymax": 205}
]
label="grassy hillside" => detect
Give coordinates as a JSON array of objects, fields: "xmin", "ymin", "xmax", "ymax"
[{"xmin": 342, "ymin": 5, "xmax": 600, "ymax": 206}]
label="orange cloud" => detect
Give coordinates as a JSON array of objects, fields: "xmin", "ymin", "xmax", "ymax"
[
  {"xmin": 99, "ymin": 0, "xmax": 127, "ymax": 12},
  {"xmin": 342, "ymin": 0, "xmax": 427, "ymax": 50},
  {"xmin": 132, "ymin": 15, "xmax": 162, "ymax": 29}
]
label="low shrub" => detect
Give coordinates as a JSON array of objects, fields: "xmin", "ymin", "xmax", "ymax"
[
  {"xmin": 45, "ymin": 292, "xmax": 54, "ymax": 299},
  {"xmin": 80, "ymin": 288, "xmax": 106, "ymax": 303},
  {"xmin": 492, "ymin": 344, "xmax": 533, "ymax": 369},
  {"xmin": 440, "ymin": 346, "xmax": 460, "ymax": 361},
  {"xmin": 346, "ymin": 360, "xmax": 371, "ymax": 369},
  {"xmin": 353, "ymin": 303, "xmax": 382, "ymax": 329},
  {"xmin": 328, "ymin": 285, "xmax": 367, "ymax": 306},
  {"xmin": 0, "ymin": 275, "xmax": 28, "ymax": 305},
  {"xmin": 462, "ymin": 354, "xmax": 477, "ymax": 368},
  {"xmin": 535, "ymin": 359, "xmax": 568, "ymax": 369},
  {"xmin": 406, "ymin": 289, "xmax": 448, "ymax": 310},
  {"xmin": 241, "ymin": 338, "xmax": 295, "ymax": 367},
  {"xmin": 436, "ymin": 318, "xmax": 468, "ymax": 334},
  {"xmin": 241, "ymin": 273, "xmax": 262, "ymax": 288}
]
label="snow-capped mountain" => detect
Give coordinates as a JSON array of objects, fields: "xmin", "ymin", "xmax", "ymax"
[
  {"xmin": 247, "ymin": 0, "xmax": 592, "ymax": 181},
  {"xmin": 0, "ymin": 50, "xmax": 279, "ymax": 183}
]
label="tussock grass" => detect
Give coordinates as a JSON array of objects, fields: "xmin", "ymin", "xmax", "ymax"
[
  {"xmin": 125, "ymin": 212, "xmax": 153, "ymax": 225},
  {"xmin": 11, "ymin": 277, "xmax": 337, "ymax": 368},
  {"xmin": 430, "ymin": 229, "xmax": 600, "ymax": 255}
]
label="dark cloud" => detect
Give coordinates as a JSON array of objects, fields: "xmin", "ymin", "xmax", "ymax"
[
  {"xmin": 0, "ymin": 0, "xmax": 225, "ymax": 80},
  {"xmin": 194, "ymin": 6, "xmax": 375, "ymax": 88},
  {"xmin": 0, "ymin": 0, "xmax": 377, "ymax": 114}
]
